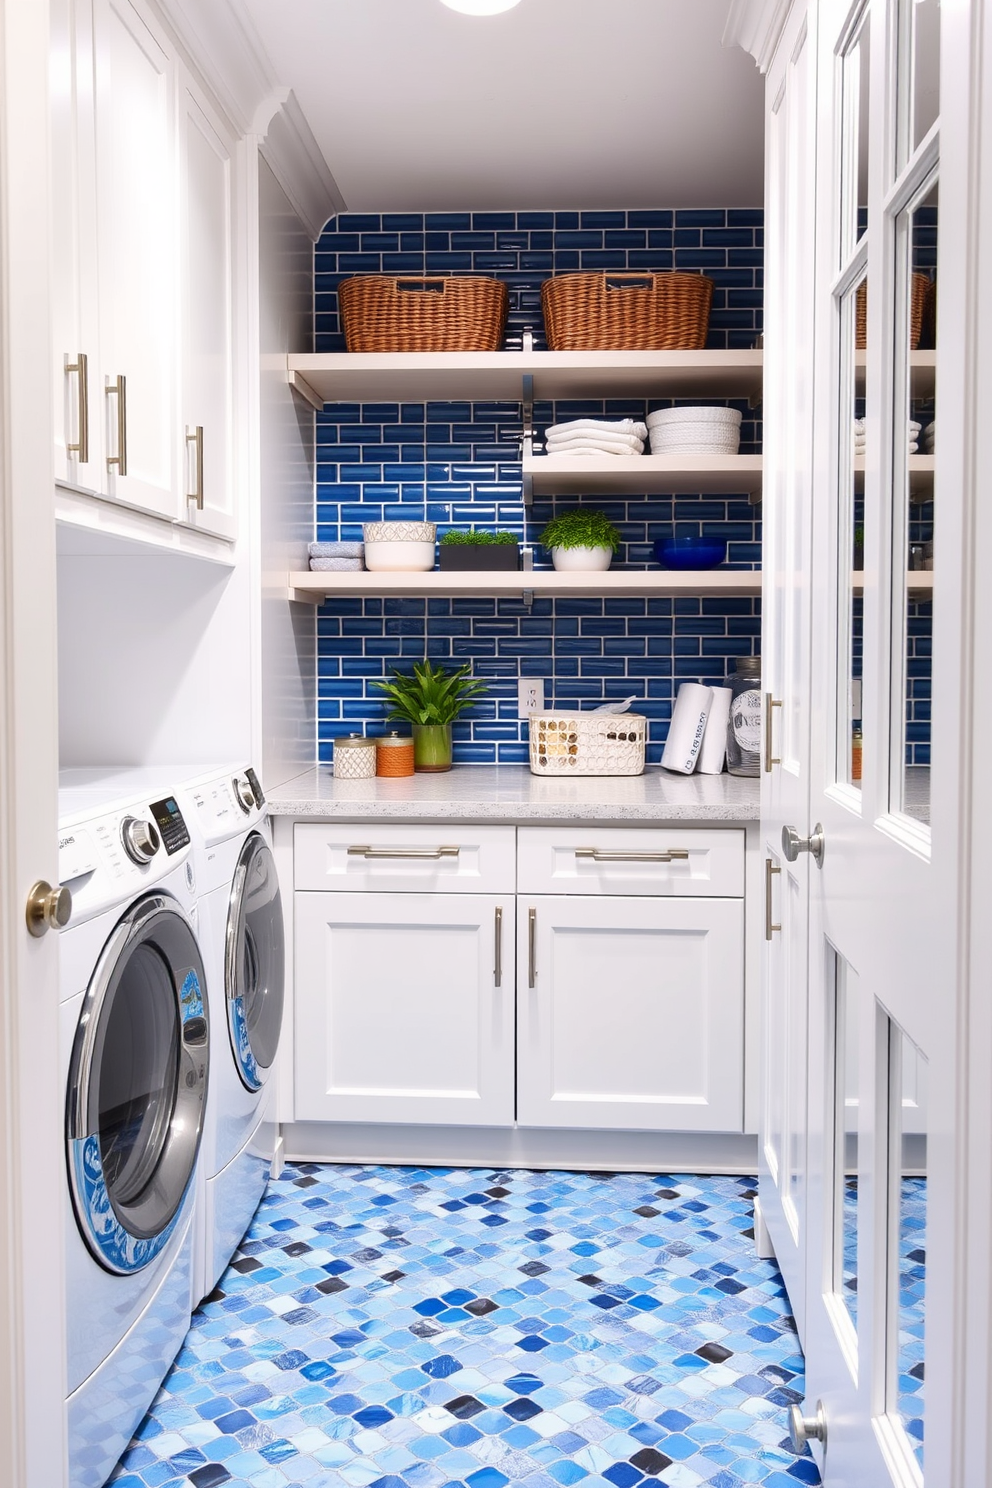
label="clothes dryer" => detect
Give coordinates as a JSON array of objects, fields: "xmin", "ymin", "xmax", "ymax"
[
  {"xmin": 178, "ymin": 765, "xmax": 285, "ymax": 1304},
  {"xmin": 58, "ymin": 771, "xmax": 208, "ymax": 1488}
]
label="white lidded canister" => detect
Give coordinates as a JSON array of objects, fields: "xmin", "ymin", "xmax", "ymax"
[{"xmin": 332, "ymin": 734, "xmax": 377, "ymax": 779}]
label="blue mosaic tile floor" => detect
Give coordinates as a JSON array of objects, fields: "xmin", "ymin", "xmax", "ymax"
[{"xmin": 109, "ymin": 1167, "xmax": 820, "ymax": 1488}]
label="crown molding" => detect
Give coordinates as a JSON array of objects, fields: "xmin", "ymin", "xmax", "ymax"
[
  {"xmin": 723, "ymin": 0, "xmax": 796, "ymax": 73},
  {"xmin": 255, "ymin": 90, "xmax": 345, "ymax": 241}
]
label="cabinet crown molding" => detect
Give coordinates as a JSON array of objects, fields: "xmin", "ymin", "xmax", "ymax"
[{"xmin": 723, "ymin": 0, "xmax": 796, "ymax": 73}]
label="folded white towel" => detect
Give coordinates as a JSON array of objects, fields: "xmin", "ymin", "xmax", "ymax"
[
  {"xmin": 546, "ymin": 429, "xmax": 644, "ymax": 449},
  {"xmin": 310, "ymin": 556, "xmax": 365, "ymax": 571},
  {"xmin": 546, "ymin": 418, "xmax": 647, "ymax": 439},
  {"xmin": 545, "ymin": 437, "xmax": 646, "ymax": 457}
]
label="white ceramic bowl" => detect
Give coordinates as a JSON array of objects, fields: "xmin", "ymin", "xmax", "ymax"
[
  {"xmin": 364, "ymin": 540, "xmax": 436, "ymax": 572},
  {"xmin": 551, "ymin": 545, "xmax": 613, "ymax": 572}
]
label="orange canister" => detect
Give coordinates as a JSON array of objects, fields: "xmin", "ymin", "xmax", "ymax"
[{"xmin": 376, "ymin": 730, "xmax": 415, "ymax": 778}]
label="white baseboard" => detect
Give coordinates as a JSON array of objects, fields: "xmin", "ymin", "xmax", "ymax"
[{"xmin": 281, "ymin": 1122, "xmax": 760, "ymax": 1174}]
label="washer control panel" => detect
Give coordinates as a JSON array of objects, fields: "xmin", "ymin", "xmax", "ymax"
[
  {"xmin": 121, "ymin": 815, "xmax": 161, "ymax": 864},
  {"xmin": 149, "ymin": 796, "xmax": 191, "ymax": 855}
]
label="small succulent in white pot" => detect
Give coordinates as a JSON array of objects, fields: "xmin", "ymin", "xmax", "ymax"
[{"xmin": 539, "ymin": 509, "xmax": 622, "ymax": 572}]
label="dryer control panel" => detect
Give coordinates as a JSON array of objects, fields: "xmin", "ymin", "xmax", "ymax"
[{"xmin": 150, "ymin": 797, "xmax": 191, "ymax": 855}]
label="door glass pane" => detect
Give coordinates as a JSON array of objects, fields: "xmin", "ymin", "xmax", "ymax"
[
  {"xmin": 892, "ymin": 180, "xmax": 937, "ymax": 825},
  {"xmin": 233, "ymin": 836, "xmax": 285, "ymax": 1070},
  {"xmin": 888, "ymin": 1021, "xmax": 928, "ymax": 1468},
  {"xmin": 900, "ymin": 0, "xmax": 940, "ymax": 163},
  {"xmin": 99, "ymin": 941, "xmax": 180, "ymax": 1210},
  {"xmin": 841, "ymin": 7, "xmax": 871, "ymax": 260},
  {"xmin": 831, "ymin": 956, "xmax": 860, "ymax": 1334},
  {"xmin": 838, "ymin": 270, "xmax": 867, "ymax": 791}
]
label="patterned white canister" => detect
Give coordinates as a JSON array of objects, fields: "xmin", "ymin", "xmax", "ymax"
[{"xmin": 332, "ymin": 734, "xmax": 377, "ymax": 779}]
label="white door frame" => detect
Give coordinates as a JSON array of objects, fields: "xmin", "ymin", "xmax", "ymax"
[{"xmin": 0, "ymin": 0, "xmax": 69, "ymax": 1483}]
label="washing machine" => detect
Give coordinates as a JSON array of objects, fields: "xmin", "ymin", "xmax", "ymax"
[
  {"xmin": 58, "ymin": 770, "xmax": 209, "ymax": 1488},
  {"xmin": 177, "ymin": 765, "xmax": 285, "ymax": 1305}
]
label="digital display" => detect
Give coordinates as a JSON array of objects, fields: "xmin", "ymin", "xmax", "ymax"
[{"xmin": 150, "ymin": 797, "xmax": 191, "ymax": 855}]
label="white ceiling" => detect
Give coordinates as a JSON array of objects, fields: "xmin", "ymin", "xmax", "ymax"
[{"xmin": 239, "ymin": 0, "xmax": 765, "ymax": 212}]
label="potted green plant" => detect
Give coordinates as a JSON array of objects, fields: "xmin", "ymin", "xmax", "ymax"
[
  {"xmin": 438, "ymin": 529, "xmax": 520, "ymax": 571},
  {"xmin": 371, "ymin": 659, "xmax": 488, "ymax": 771},
  {"xmin": 539, "ymin": 509, "xmax": 621, "ymax": 572}
]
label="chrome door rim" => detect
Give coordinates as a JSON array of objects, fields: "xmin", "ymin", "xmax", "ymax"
[
  {"xmin": 225, "ymin": 833, "xmax": 284, "ymax": 1092},
  {"xmin": 66, "ymin": 892, "xmax": 209, "ymax": 1275}
]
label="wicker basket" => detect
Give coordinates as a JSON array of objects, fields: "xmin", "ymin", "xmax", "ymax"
[
  {"xmin": 855, "ymin": 272, "xmax": 930, "ymax": 350},
  {"xmin": 339, "ymin": 275, "xmax": 508, "ymax": 353},
  {"xmin": 541, "ymin": 271, "xmax": 713, "ymax": 351},
  {"xmin": 529, "ymin": 711, "xmax": 647, "ymax": 777}
]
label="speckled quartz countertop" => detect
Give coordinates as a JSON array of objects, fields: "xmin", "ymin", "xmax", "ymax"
[{"xmin": 266, "ymin": 765, "xmax": 760, "ymax": 822}]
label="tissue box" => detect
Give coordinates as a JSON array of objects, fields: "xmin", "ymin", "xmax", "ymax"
[{"xmin": 529, "ymin": 711, "xmax": 646, "ymax": 776}]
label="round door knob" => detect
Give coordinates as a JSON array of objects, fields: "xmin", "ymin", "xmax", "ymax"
[
  {"xmin": 26, "ymin": 880, "xmax": 72, "ymax": 937},
  {"xmin": 787, "ymin": 1400, "xmax": 827, "ymax": 1452},
  {"xmin": 233, "ymin": 776, "xmax": 255, "ymax": 814},
  {"xmin": 781, "ymin": 823, "xmax": 825, "ymax": 867},
  {"xmin": 121, "ymin": 816, "xmax": 160, "ymax": 864}
]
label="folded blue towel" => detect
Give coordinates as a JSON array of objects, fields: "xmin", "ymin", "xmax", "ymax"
[{"xmin": 309, "ymin": 541, "xmax": 364, "ymax": 558}]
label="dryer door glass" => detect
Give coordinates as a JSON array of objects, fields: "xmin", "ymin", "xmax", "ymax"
[
  {"xmin": 227, "ymin": 834, "xmax": 284, "ymax": 1090},
  {"xmin": 67, "ymin": 893, "xmax": 209, "ymax": 1272},
  {"xmin": 99, "ymin": 939, "xmax": 180, "ymax": 1206}
]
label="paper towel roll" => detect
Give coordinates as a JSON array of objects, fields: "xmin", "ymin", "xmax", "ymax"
[
  {"xmin": 661, "ymin": 683, "xmax": 712, "ymax": 774},
  {"xmin": 697, "ymin": 686, "xmax": 733, "ymax": 774}
]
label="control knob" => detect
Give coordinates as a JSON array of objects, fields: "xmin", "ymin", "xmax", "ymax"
[
  {"xmin": 121, "ymin": 816, "xmax": 160, "ymax": 864},
  {"xmin": 233, "ymin": 775, "xmax": 255, "ymax": 814}
]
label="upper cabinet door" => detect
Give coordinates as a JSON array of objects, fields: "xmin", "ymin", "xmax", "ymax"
[
  {"xmin": 178, "ymin": 82, "xmax": 236, "ymax": 540},
  {"xmin": 51, "ymin": 0, "xmax": 102, "ymax": 489},
  {"xmin": 92, "ymin": 0, "xmax": 177, "ymax": 519}
]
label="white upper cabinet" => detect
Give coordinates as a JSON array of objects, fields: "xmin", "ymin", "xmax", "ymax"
[
  {"xmin": 93, "ymin": 0, "xmax": 177, "ymax": 519},
  {"xmin": 178, "ymin": 80, "xmax": 236, "ymax": 539},
  {"xmin": 51, "ymin": 0, "xmax": 238, "ymax": 542}
]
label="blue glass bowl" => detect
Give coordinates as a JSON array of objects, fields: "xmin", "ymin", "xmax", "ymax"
[{"xmin": 654, "ymin": 537, "xmax": 727, "ymax": 570}]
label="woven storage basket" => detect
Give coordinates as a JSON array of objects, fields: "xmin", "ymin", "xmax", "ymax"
[
  {"xmin": 541, "ymin": 271, "xmax": 713, "ymax": 351},
  {"xmin": 855, "ymin": 273, "xmax": 930, "ymax": 350},
  {"xmin": 339, "ymin": 275, "xmax": 508, "ymax": 353},
  {"xmin": 529, "ymin": 711, "xmax": 647, "ymax": 777}
]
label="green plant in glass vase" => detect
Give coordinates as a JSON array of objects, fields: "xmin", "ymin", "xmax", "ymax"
[{"xmin": 371, "ymin": 660, "xmax": 488, "ymax": 772}]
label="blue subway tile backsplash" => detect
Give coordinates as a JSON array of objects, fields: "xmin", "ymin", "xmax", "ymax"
[{"xmin": 313, "ymin": 208, "xmax": 763, "ymax": 767}]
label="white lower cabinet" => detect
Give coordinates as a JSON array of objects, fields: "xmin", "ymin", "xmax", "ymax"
[
  {"xmin": 295, "ymin": 892, "xmax": 515, "ymax": 1127},
  {"xmin": 516, "ymin": 894, "xmax": 744, "ymax": 1132}
]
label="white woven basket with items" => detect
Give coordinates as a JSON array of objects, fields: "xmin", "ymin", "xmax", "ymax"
[{"xmin": 529, "ymin": 709, "xmax": 647, "ymax": 776}]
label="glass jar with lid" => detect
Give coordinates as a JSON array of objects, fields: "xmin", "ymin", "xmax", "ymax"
[
  {"xmin": 726, "ymin": 656, "xmax": 762, "ymax": 777},
  {"xmin": 332, "ymin": 734, "xmax": 377, "ymax": 779}
]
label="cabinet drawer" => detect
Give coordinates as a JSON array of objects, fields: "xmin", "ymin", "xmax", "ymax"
[
  {"xmin": 294, "ymin": 823, "xmax": 516, "ymax": 894},
  {"xmin": 517, "ymin": 826, "xmax": 744, "ymax": 897}
]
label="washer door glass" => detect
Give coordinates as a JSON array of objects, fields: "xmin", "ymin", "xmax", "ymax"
[
  {"xmin": 226, "ymin": 833, "xmax": 284, "ymax": 1091},
  {"xmin": 67, "ymin": 893, "xmax": 209, "ymax": 1274}
]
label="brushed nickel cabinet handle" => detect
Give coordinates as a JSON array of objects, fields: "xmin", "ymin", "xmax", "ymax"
[
  {"xmin": 494, "ymin": 905, "xmax": 503, "ymax": 987},
  {"xmin": 574, "ymin": 847, "xmax": 690, "ymax": 863},
  {"xmin": 765, "ymin": 857, "xmax": 781, "ymax": 941},
  {"xmin": 186, "ymin": 425, "xmax": 204, "ymax": 508},
  {"xmin": 26, "ymin": 880, "xmax": 72, "ymax": 938},
  {"xmin": 106, "ymin": 374, "xmax": 127, "ymax": 476},
  {"xmin": 528, "ymin": 906, "xmax": 537, "ymax": 988},
  {"xmin": 346, "ymin": 845, "xmax": 460, "ymax": 860},
  {"xmin": 765, "ymin": 693, "xmax": 783, "ymax": 772},
  {"xmin": 65, "ymin": 352, "xmax": 88, "ymax": 463}
]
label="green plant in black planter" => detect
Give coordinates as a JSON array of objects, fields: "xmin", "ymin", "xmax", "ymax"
[
  {"xmin": 438, "ymin": 529, "xmax": 520, "ymax": 571},
  {"xmin": 539, "ymin": 509, "xmax": 621, "ymax": 573},
  {"xmin": 371, "ymin": 660, "xmax": 488, "ymax": 771}
]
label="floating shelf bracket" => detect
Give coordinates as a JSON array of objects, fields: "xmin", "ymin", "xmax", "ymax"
[{"xmin": 521, "ymin": 369, "xmax": 535, "ymax": 507}]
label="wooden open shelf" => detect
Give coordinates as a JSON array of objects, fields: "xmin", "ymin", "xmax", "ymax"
[
  {"xmin": 283, "ymin": 568, "xmax": 763, "ymax": 604},
  {"xmin": 854, "ymin": 454, "xmax": 934, "ymax": 502},
  {"xmin": 854, "ymin": 349, "xmax": 936, "ymax": 400},
  {"xmin": 524, "ymin": 453, "xmax": 763, "ymax": 496},
  {"xmin": 284, "ymin": 348, "xmax": 764, "ymax": 406}
]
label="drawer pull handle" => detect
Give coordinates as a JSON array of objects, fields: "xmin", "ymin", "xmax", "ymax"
[
  {"xmin": 346, "ymin": 845, "xmax": 461, "ymax": 860},
  {"xmin": 574, "ymin": 848, "xmax": 690, "ymax": 863},
  {"xmin": 765, "ymin": 857, "xmax": 782, "ymax": 941},
  {"xmin": 494, "ymin": 905, "xmax": 503, "ymax": 987},
  {"xmin": 528, "ymin": 907, "xmax": 537, "ymax": 988}
]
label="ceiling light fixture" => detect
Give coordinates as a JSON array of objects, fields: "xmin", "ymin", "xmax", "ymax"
[{"xmin": 440, "ymin": 0, "xmax": 523, "ymax": 14}]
